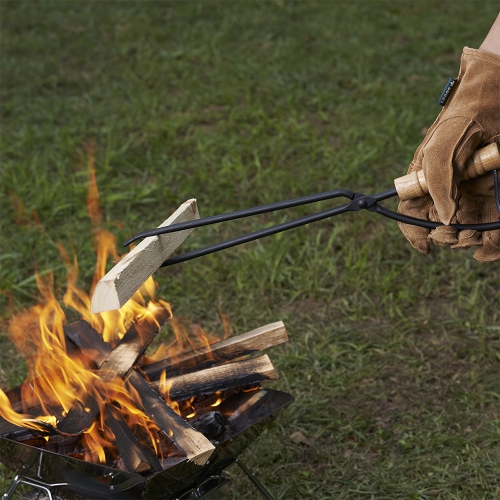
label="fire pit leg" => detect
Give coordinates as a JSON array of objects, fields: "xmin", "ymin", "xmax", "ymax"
[
  {"xmin": 2, "ymin": 476, "xmax": 68, "ymax": 500},
  {"xmin": 235, "ymin": 459, "xmax": 276, "ymax": 500},
  {"xmin": 2, "ymin": 450, "xmax": 68, "ymax": 500}
]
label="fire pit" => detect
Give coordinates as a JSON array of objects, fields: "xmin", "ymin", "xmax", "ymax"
[
  {"xmin": 0, "ymin": 282, "xmax": 292, "ymax": 500},
  {"xmin": 0, "ymin": 162, "xmax": 293, "ymax": 499},
  {"xmin": 0, "ymin": 387, "xmax": 292, "ymax": 500}
]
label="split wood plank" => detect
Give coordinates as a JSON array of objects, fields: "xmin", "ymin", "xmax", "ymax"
[
  {"xmin": 98, "ymin": 313, "xmax": 169, "ymax": 382},
  {"xmin": 0, "ymin": 417, "xmax": 41, "ymax": 442},
  {"xmin": 64, "ymin": 320, "xmax": 112, "ymax": 367},
  {"xmin": 105, "ymin": 405, "xmax": 162, "ymax": 474},
  {"xmin": 57, "ymin": 308, "xmax": 171, "ymax": 435},
  {"xmin": 3, "ymin": 324, "xmax": 103, "ymax": 414},
  {"xmin": 150, "ymin": 354, "xmax": 278, "ymax": 402},
  {"xmin": 0, "ymin": 399, "xmax": 68, "ymax": 439},
  {"xmin": 128, "ymin": 371, "xmax": 215, "ymax": 466},
  {"xmin": 91, "ymin": 199, "xmax": 199, "ymax": 314},
  {"xmin": 143, "ymin": 321, "xmax": 288, "ymax": 380}
]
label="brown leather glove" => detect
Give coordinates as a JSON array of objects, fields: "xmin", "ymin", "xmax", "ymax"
[{"xmin": 398, "ymin": 47, "xmax": 500, "ymax": 262}]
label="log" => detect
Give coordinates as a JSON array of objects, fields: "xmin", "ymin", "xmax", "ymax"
[
  {"xmin": 4, "ymin": 322, "xmax": 105, "ymax": 413},
  {"xmin": 56, "ymin": 397, "xmax": 101, "ymax": 436},
  {"xmin": 179, "ymin": 388, "xmax": 240, "ymax": 417},
  {"xmin": 57, "ymin": 307, "xmax": 171, "ymax": 435},
  {"xmin": 105, "ymin": 405, "xmax": 162, "ymax": 474},
  {"xmin": 0, "ymin": 416, "xmax": 44, "ymax": 442},
  {"xmin": 143, "ymin": 321, "xmax": 288, "ymax": 380},
  {"xmin": 151, "ymin": 354, "xmax": 277, "ymax": 401},
  {"xmin": 64, "ymin": 320, "xmax": 112, "ymax": 367},
  {"xmin": 128, "ymin": 371, "xmax": 215, "ymax": 466},
  {"xmin": 98, "ymin": 309, "xmax": 171, "ymax": 382},
  {"xmin": 45, "ymin": 434, "xmax": 83, "ymax": 457},
  {"xmin": 189, "ymin": 411, "xmax": 225, "ymax": 441},
  {"xmin": 91, "ymin": 199, "xmax": 199, "ymax": 313},
  {"xmin": 0, "ymin": 398, "xmax": 69, "ymax": 439}
]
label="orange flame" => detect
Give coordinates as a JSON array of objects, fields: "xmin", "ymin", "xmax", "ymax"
[
  {"xmin": 3, "ymin": 272, "xmax": 102, "ymax": 433},
  {"xmin": 144, "ymin": 315, "xmax": 222, "ymax": 367},
  {"xmin": 211, "ymin": 392, "xmax": 223, "ymax": 407},
  {"xmin": 85, "ymin": 140, "xmax": 103, "ymax": 228}
]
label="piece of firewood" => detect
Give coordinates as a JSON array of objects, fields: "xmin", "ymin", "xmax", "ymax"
[
  {"xmin": 0, "ymin": 416, "xmax": 46, "ymax": 442},
  {"xmin": 128, "ymin": 371, "xmax": 215, "ymax": 466},
  {"xmin": 98, "ymin": 307, "xmax": 171, "ymax": 381},
  {"xmin": 45, "ymin": 434, "xmax": 84, "ymax": 457},
  {"xmin": 227, "ymin": 389, "xmax": 269, "ymax": 424},
  {"xmin": 151, "ymin": 354, "xmax": 277, "ymax": 401},
  {"xmin": 189, "ymin": 411, "xmax": 225, "ymax": 441},
  {"xmin": 64, "ymin": 320, "xmax": 112, "ymax": 367},
  {"xmin": 3, "ymin": 322, "xmax": 106, "ymax": 415},
  {"xmin": 105, "ymin": 405, "xmax": 161, "ymax": 474},
  {"xmin": 91, "ymin": 199, "xmax": 199, "ymax": 313},
  {"xmin": 58, "ymin": 307, "xmax": 171, "ymax": 435},
  {"xmin": 143, "ymin": 321, "xmax": 288, "ymax": 380}
]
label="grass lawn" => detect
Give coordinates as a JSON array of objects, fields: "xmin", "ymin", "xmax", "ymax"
[{"xmin": 1, "ymin": 1, "xmax": 499, "ymax": 498}]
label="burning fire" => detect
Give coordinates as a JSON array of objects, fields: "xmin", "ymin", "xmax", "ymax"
[{"xmin": 0, "ymin": 143, "xmax": 225, "ymax": 465}]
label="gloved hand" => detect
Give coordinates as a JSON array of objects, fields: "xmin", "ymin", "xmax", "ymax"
[{"xmin": 398, "ymin": 47, "xmax": 500, "ymax": 262}]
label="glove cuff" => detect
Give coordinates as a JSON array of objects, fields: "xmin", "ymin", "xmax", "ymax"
[{"xmin": 463, "ymin": 46, "xmax": 500, "ymax": 67}]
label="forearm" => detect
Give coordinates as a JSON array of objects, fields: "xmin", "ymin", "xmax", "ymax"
[{"xmin": 479, "ymin": 13, "xmax": 500, "ymax": 56}]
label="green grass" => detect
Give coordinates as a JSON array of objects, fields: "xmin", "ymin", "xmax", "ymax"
[{"xmin": 1, "ymin": 1, "xmax": 500, "ymax": 498}]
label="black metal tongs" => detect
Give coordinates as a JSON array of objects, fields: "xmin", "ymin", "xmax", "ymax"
[{"xmin": 123, "ymin": 143, "xmax": 500, "ymax": 268}]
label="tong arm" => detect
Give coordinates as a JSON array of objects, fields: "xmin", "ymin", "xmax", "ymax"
[{"xmin": 123, "ymin": 189, "xmax": 355, "ymax": 247}]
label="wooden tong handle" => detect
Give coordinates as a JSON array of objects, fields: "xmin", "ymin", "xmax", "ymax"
[{"xmin": 394, "ymin": 142, "xmax": 500, "ymax": 201}]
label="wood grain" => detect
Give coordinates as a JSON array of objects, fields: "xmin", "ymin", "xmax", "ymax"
[
  {"xmin": 151, "ymin": 354, "xmax": 278, "ymax": 401},
  {"xmin": 128, "ymin": 371, "xmax": 215, "ymax": 465},
  {"xmin": 395, "ymin": 143, "xmax": 500, "ymax": 201},
  {"xmin": 105, "ymin": 404, "xmax": 162, "ymax": 474},
  {"xmin": 91, "ymin": 199, "xmax": 199, "ymax": 313}
]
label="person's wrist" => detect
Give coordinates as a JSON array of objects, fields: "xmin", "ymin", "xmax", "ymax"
[
  {"xmin": 479, "ymin": 13, "xmax": 500, "ymax": 57},
  {"xmin": 479, "ymin": 43, "xmax": 500, "ymax": 57}
]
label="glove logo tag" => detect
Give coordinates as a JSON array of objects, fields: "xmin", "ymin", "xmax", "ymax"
[{"xmin": 438, "ymin": 77, "xmax": 457, "ymax": 106}]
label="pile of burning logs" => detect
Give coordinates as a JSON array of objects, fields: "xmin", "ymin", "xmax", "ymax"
[
  {"xmin": 0, "ymin": 314, "xmax": 288, "ymax": 474},
  {"xmin": 0, "ymin": 199, "xmax": 289, "ymax": 476}
]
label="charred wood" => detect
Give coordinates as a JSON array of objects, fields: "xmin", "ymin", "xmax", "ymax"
[
  {"xmin": 44, "ymin": 434, "xmax": 83, "ymax": 457},
  {"xmin": 127, "ymin": 370, "xmax": 214, "ymax": 466},
  {"xmin": 57, "ymin": 308, "xmax": 171, "ymax": 435},
  {"xmin": 64, "ymin": 320, "xmax": 112, "ymax": 367},
  {"xmin": 143, "ymin": 321, "xmax": 287, "ymax": 380},
  {"xmin": 177, "ymin": 388, "xmax": 240, "ymax": 418},
  {"xmin": 151, "ymin": 354, "xmax": 277, "ymax": 401},
  {"xmin": 189, "ymin": 411, "xmax": 225, "ymax": 441},
  {"xmin": 105, "ymin": 405, "xmax": 162, "ymax": 474},
  {"xmin": 0, "ymin": 416, "xmax": 47, "ymax": 442},
  {"xmin": 56, "ymin": 397, "xmax": 100, "ymax": 436}
]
